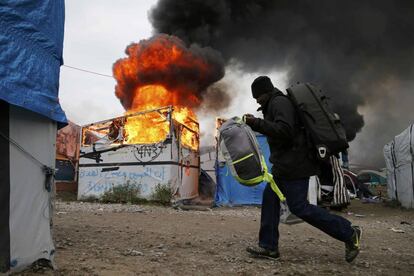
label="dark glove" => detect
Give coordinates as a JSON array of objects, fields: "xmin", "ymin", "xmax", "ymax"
[{"xmin": 242, "ymin": 114, "xmax": 256, "ymax": 126}]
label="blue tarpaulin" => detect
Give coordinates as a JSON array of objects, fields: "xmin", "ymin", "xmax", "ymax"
[
  {"xmin": 0, "ymin": 1, "xmax": 67, "ymax": 124},
  {"xmin": 214, "ymin": 134, "xmax": 271, "ymax": 206}
]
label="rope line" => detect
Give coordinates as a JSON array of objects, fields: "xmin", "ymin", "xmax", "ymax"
[
  {"xmin": 0, "ymin": 131, "xmax": 45, "ymax": 168},
  {"xmin": 62, "ymin": 64, "xmax": 114, "ymax": 78}
]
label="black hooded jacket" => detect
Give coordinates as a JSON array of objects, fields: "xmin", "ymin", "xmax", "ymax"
[{"xmin": 248, "ymin": 91, "xmax": 320, "ymax": 180}]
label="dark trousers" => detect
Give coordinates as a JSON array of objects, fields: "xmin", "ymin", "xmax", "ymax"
[{"xmin": 259, "ymin": 177, "xmax": 354, "ymax": 251}]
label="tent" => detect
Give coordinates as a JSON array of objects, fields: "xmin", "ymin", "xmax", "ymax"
[
  {"xmin": 384, "ymin": 124, "xmax": 414, "ymax": 208},
  {"xmin": 357, "ymin": 170, "xmax": 387, "ymax": 186},
  {"xmin": 356, "ymin": 169, "xmax": 387, "ymax": 197},
  {"xmin": 0, "ymin": 1, "xmax": 66, "ymax": 272}
]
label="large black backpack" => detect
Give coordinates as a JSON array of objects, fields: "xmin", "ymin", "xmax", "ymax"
[{"xmin": 286, "ymin": 83, "xmax": 349, "ymax": 160}]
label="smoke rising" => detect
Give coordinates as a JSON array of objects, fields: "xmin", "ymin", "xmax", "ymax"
[
  {"xmin": 150, "ymin": 0, "xmax": 414, "ymax": 167},
  {"xmin": 201, "ymin": 83, "xmax": 231, "ymax": 112}
]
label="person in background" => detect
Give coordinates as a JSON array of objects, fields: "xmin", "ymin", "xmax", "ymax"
[{"xmin": 243, "ymin": 76, "xmax": 362, "ymax": 262}]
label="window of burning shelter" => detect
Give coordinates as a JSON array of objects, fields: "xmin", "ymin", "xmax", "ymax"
[
  {"xmin": 81, "ymin": 107, "xmax": 199, "ymax": 151},
  {"xmin": 173, "ymin": 118, "xmax": 199, "ymax": 151},
  {"xmin": 81, "ymin": 111, "xmax": 169, "ymax": 146},
  {"xmin": 82, "ymin": 119, "xmax": 126, "ymax": 146}
]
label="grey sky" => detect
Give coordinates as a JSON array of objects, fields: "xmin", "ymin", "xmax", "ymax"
[{"xmin": 59, "ymin": 0, "xmax": 155, "ymax": 125}]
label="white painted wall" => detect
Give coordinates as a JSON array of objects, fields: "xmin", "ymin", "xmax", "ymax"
[{"xmin": 78, "ymin": 136, "xmax": 199, "ymax": 201}]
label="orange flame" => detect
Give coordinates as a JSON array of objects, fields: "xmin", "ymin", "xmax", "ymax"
[
  {"xmin": 112, "ymin": 34, "xmax": 222, "ymax": 151},
  {"xmin": 123, "ymin": 85, "xmax": 199, "ymax": 150}
]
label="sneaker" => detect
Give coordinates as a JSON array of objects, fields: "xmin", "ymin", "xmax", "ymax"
[
  {"xmin": 345, "ymin": 226, "xmax": 362, "ymax": 263},
  {"xmin": 246, "ymin": 246, "xmax": 280, "ymax": 260}
]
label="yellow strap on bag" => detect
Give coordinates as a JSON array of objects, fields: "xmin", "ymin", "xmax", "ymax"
[
  {"xmin": 231, "ymin": 153, "xmax": 255, "ymax": 165},
  {"xmin": 261, "ymin": 157, "xmax": 286, "ymax": 202},
  {"xmin": 264, "ymin": 172, "xmax": 286, "ymax": 202}
]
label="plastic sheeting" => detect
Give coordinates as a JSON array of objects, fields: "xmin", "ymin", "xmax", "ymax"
[
  {"xmin": 215, "ymin": 134, "xmax": 269, "ymax": 206},
  {"xmin": 384, "ymin": 124, "xmax": 414, "ymax": 208},
  {"xmin": 56, "ymin": 121, "xmax": 81, "ymax": 160},
  {"xmin": 0, "ymin": 1, "xmax": 67, "ymax": 124},
  {"xmin": 8, "ymin": 105, "xmax": 57, "ymax": 272}
]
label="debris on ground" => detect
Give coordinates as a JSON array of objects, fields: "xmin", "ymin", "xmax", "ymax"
[{"xmin": 17, "ymin": 199, "xmax": 414, "ymax": 275}]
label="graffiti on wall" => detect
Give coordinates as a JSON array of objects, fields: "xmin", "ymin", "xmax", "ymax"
[
  {"xmin": 78, "ymin": 166, "xmax": 167, "ymax": 197},
  {"xmin": 133, "ymin": 142, "xmax": 166, "ymax": 162}
]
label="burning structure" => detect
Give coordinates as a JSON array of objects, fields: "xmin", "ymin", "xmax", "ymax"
[
  {"xmin": 78, "ymin": 106, "xmax": 199, "ymax": 201},
  {"xmin": 79, "ymin": 34, "xmax": 225, "ymax": 201}
]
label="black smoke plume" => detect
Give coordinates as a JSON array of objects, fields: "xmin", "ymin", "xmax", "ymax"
[{"xmin": 150, "ymin": 0, "xmax": 414, "ymax": 167}]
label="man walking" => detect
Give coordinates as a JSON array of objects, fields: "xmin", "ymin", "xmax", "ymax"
[{"xmin": 243, "ymin": 76, "xmax": 361, "ymax": 262}]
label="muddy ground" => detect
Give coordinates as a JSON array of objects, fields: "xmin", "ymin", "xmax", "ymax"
[{"xmin": 17, "ymin": 199, "xmax": 414, "ymax": 275}]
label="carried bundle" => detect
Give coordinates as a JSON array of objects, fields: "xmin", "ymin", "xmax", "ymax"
[{"xmin": 218, "ymin": 117, "xmax": 285, "ymax": 201}]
